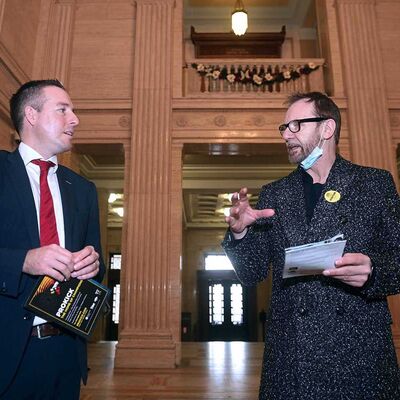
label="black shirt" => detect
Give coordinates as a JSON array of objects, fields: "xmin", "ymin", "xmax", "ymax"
[{"xmin": 301, "ymin": 168, "xmax": 325, "ymax": 223}]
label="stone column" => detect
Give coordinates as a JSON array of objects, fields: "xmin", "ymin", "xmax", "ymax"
[
  {"xmin": 115, "ymin": 0, "xmax": 179, "ymax": 368},
  {"xmin": 170, "ymin": 142, "xmax": 183, "ymax": 363},
  {"xmin": 90, "ymin": 187, "xmax": 109, "ymax": 342},
  {"xmin": 40, "ymin": 0, "xmax": 76, "ymax": 84},
  {"xmin": 0, "ymin": 1, "xmax": 5, "ymax": 30},
  {"xmin": 315, "ymin": 0, "xmax": 345, "ymax": 97},
  {"xmin": 335, "ymin": 0, "xmax": 397, "ymax": 176},
  {"xmin": 335, "ymin": 0, "xmax": 400, "ymax": 347}
]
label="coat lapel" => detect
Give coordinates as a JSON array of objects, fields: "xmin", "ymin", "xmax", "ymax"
[
  {"xmin": 308, "ymin": 156, "xmax": 357, "ymax": 240},
  {"xmin": 277, "ymin": 169, "xmax": 309, "ymax": 247},
  {"xmin": 57, "ymin": 168, "xmax": 75, "ymax": 251},
  {"xmin": 7, "ymin": 150, "xmax": 40, "ymax": 246},
  {"xmin": 276, "ymin": 156, "xmax": 358, "ymax": 247}
]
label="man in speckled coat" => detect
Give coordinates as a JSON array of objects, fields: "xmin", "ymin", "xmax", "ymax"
[{"xmin": 222, "ymin": 92, "xmax": 400, "ymax": 400}]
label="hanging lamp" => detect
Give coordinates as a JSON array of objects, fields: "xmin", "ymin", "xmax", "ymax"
[{"xmin": 231, "ymin": 0, "xmax": 248, "ymax": 36}]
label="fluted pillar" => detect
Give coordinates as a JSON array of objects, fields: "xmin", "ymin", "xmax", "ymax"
[
  {"xmin": 40, "ymin": 0, "xmax": 76, "ymax": 84},
  {"xmin": 315, "ymin": 0, "xmax": 345, "ymax": 97},
  {"xmin": 90, "ymin": 187, "xmax": 109, "ymax": 341},
  {"xmin": 336, "ymin": 0, "xmax": 400, "ymax": 348},
  {"xmin": 0, "ymin": 1, "xmax": 5, "ymax": 30},
  {"xmin": 115, "ymin": 0, "xmax": 179, "ymax": 368},
  {"xmin": 336, "ymin": 0, "xmax": 397, "ymax": 176}
]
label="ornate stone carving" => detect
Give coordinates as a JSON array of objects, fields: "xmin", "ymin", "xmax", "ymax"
[
  {"xmin": 214, "ymin": 115, "xmax": 226, "ymax": 127},
  {"xmin": 254, "ymin": 116, "xmax": 266, "ymax": 127},
  {"xmin": 175, "ymin": 116, "xmax": 187, "ymax": 127},
  {"xmin": 118, "ymin": 115, "xmax": 130, "ymax": 128}
]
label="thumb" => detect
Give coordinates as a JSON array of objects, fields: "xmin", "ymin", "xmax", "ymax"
[{"xmin": 254, "ymin": 208, "xmax": 275, "ymax": 219}]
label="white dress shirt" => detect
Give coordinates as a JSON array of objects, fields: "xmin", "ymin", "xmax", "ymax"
[{"xmin": 18, "ymin": 142, "xmax": 66, "ymax": 326}]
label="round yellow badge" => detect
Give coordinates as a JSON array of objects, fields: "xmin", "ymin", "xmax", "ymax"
[{"xmin": 324, "ymin": 190, "xmax": 341, "ymax": 203}]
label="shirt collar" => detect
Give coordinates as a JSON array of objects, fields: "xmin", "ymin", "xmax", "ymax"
[{"xmin": 18, "ymin": 142, "xmax": 59, "ymax": 173}]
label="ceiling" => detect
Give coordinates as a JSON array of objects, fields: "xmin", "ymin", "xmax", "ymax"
[
  {"xmin": 182, "ymin": 143, "xmax": 294, "ymax": 228},
  {"xmin": 183, "ymin": 0, "xmax": 317, "ymax": 38}
]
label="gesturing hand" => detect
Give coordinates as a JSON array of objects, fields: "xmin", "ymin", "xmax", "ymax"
[{"xmin": 225, "ymin": 187, "xmax": 275, "ymax": 235}]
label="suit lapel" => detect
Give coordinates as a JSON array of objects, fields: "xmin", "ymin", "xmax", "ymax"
[
  {"xmin": 57, "ymin": 167, "xmax": 74, "ymax": 250},
  {"xmin": 7, "ymin": 150, "xmax": 40, "ymax": 246}
]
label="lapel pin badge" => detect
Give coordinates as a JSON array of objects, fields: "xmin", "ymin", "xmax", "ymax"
[{"xmin": 324, "ymin": 190, "xmax": 341, "ymax": 203}]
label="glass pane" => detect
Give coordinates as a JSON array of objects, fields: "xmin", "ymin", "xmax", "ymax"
[
  {"xmin": 110, "ymin": 254, "xmax": 122, "ymax": 270},
  {"xmin": 205, "ymin": 254, "xmax": 234, "ymax": 271},
  {"xmin": 112, "ymin": 284, "xmax": 120, "ymax": 324},
  {"xmin": 209, "ymin": 283, "xmax": 224, "ymax": 325},
  {"xmin": 230, "ymin": 283, "xmax": 243, "ymax": 325}
]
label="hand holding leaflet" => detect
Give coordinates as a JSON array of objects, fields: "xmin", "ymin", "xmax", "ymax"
[
  {"xmin": 282, "ymin": 233, "xmax": 346, "ymax": 279},
  {"xmin": 25, "ymin": 277, "xmax": 110, "ymax": 337}
]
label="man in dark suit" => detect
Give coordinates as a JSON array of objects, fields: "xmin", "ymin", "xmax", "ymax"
[
  {"xmin": 0, "ymin": 80, "xmax": 105, "ymax": 399},
  {"xmin": 223, "ymin": 92, "xmax": 400, "ymax": 399}
]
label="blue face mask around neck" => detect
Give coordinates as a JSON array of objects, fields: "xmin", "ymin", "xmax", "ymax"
[{"xmin": 300, "ymin": 146, "xmax": 323, "ymax": 170}]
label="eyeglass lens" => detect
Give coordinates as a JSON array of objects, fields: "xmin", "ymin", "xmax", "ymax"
[
  {"xmin": 278, "ymin": 120, "xmax": 300, "ymax": 133},
  {"xmin": 278, "ymin": 117, "xmax": 328, "ymax": 134}
]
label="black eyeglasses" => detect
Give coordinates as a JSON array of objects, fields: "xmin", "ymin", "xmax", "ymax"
[{"xmin": 278, "ymin": 117, "xmax": 328, "ymax": 134}]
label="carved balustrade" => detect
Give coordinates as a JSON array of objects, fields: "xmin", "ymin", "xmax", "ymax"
[{"xmin": 184, "ymin": 58, "xmax": 325, "ymax": 97}]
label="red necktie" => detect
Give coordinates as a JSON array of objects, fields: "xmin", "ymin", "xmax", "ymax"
[{"xmin": 31, "ymin": 159, "xmax": 60, "ymax": 246}]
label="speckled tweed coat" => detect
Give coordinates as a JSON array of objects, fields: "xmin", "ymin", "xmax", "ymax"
[{"xmin": 222, "ymin": 156, "xmax": 400, "ymax": 400}]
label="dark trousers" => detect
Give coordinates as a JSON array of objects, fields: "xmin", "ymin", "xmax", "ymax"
[{"xmin": 1, "ymin": 334, "xmax": 81, "ymax": 400}]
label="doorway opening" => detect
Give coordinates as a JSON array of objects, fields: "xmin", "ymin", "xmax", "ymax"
[
  {"xmin": 197, "ymin": 268, "xmax": 257, "ymax": 341},
  {"xmin": 181, "ymin": 142, "xmax": 293, "ymax": 342},
  {"xmin": 72, "ymin": 143, "xmax": 125, "ymax": 341}
]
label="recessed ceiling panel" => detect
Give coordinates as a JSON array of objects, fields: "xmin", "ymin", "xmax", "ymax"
[{"xmin": 73, "ymin": 143, "xmax": 124, "ymax": 166}]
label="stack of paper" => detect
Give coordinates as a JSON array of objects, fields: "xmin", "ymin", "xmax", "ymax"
[{"xmin": 282, "ymin": 234, "xmax": 347, "ymax": 279}]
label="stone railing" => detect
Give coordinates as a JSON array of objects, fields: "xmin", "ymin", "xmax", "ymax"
[{"xmin": 184, "ymin": 58, "xmax": 325, "ymax": 97}]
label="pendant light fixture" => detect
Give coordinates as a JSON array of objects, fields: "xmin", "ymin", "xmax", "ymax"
[{"xmin": 231, "ymin": 0, "xmax": 248, "ymax": 36}]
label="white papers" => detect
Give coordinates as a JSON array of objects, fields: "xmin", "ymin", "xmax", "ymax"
[{"xmin": 282, "ymin": 234, "xmax": 347, "ymax": 279}]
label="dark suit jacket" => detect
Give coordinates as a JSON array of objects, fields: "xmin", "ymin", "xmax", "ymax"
[
  {"xmin": 222, "ymin": 156, "xmax": 400, "ymax": 400},
  {"xmin": 0, "ymin": 149, "xmax": 105, "ymax": 395}
]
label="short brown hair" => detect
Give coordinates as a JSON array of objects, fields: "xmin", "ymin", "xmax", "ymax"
[
  {"xmin": 286, "ymin": 92, "xmax": 341, "ymax": 144},
  {"xmin": 10, "ymin": 79, "xmax": 65, "ymax": 134}
]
